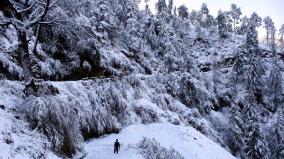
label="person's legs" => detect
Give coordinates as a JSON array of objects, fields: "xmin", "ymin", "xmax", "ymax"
[{"xmin": 114, "ymin": 148, "xmax": 118, "ymax": 154}]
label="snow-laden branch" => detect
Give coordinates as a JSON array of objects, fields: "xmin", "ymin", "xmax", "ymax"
[
  {"xmin": 39, "ymin": 16, "xmax": 66, "ymax": 24},
  {"xmin": 16, "ymin": 1, "xmax": 37, "ymax": 13},
  {"xmin": 0, "ymin": 46, "xmax": 18, "ymax": 53},
  {"xmin": 25, "ymin": 0, "xmax": 51, "ymax": 27}
]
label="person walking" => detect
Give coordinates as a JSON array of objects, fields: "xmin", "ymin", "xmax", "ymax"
[{"xmin": 114, "ymin": 139, "xmax": 120, "ymax": 154}]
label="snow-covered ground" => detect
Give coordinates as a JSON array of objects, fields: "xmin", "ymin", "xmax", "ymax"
[{"xmin": 84, "ymin": 123, "xmax": 236, "ymax": 159}]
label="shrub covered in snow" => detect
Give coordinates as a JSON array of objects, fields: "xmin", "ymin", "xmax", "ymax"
[{"xmin": 138, "ymin": 137, "xmax": 184, "ymax": 159}]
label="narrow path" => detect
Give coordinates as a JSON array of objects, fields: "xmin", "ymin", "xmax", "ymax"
[{"xmin": 85, "ymin": 143, "xmax": 142, "ymax": 159}]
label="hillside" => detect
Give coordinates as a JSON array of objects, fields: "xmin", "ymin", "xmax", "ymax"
[
  {"xmin": 0, "ymin": 0, "xmax": 284, "ymax": 159},
  {"xmin": 84, "ymin": 123, "xmax": 236, "ymax": 159}
]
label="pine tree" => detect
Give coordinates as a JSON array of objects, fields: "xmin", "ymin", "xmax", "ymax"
[
  {"xmin": 263, "ymin": 17, "xmax": 274, "ymax": 44},
  {"xmin": 268, "ymin": 108, "xmax": 284, "ymax": 159},
  {"xmin": 250, "ymin": 12, "xmax": 262, "ymax": 28},
  {"xmin": 144, "ymin": 0, "xmax": 151, "ymax": 14},
  {"xmin": 271, "ymin": 24, "xmax": 276, "ymax": 52},
  {"xmin": 173, "ymin": 6, "xmax": 177, "ymax": 17},
  {"xmin": 217, "ymin": 10, "xmax": 228, "ymax": 38},
  {"xmin": 243, "ymin": 103, "xmax": 269, "ymax": 159},
  {"xmin": 178, "ymin": 5, "xmax": 189, "ymax": 19},
  {"xmin": 246, "ymin": 13, "xmax": 261, "ymax": 55},
  {"xmin": 227, "ymin": 103, "xmax": 245, "ymax": 156},
  {"xmin": 278, "ymin": 24, "xmax": 284, "ymax": 50},
  {"xmin": 237, "ymin": 16, "xmax": 249, "ymax": 35},
  {"xmin": 156, "ymin": 0, "xmax": 167, "ymax": 14},
  {"xmin": 229, "ymin": 4, "xmax": 242, "ymax": 33},
  {"xmin": 268, "ymin": 58, "xmax": 283, "ymax": 111},
  {"xmin": 199, "ymin": 3, "xmax": 212, "ymax": 28},
  {"xmin": 189, "ymin": 10, "xmax": 197, "ymax": 24},
  {"xmin": 232, "ymin": 50, "xmax": 246, "ymax": 83},
  {"xmin": 263, "ymin": 17, "xmax": 276, "ymax": 51},
  {"xmin": 200, "ymin": 3, "xmax": 209, "ymax": 16},
  {"xmin": 245, "ymin": 14, "xmax": 264, "ymax": 98},
  {"xmin": 168, "ymin": 0, "xmax": 173, "ymax": 15}
]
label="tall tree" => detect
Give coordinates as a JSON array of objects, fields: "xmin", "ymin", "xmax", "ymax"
[
  {"xmin": 227, "ymin": 103, "xmax": 245, "ymax": 156},
  {"xmin": 217, "ymin": 10, "xmax": 228, "ymax": 38},
  {"xmin": 173, "ymin": 6, "xmax": 177, "ymax": 16},
  {"xmin": 268, "ymin": 108, "xmax": 284, "ymax": 159},
  {"xmin": 177, "ymin": 5, "xmax": 189, "ymax": 19},
  {"xmin": 200, "ymin": 3, "xmax": 209, "ymax": 16},
  {"xmin": 263, "ymin": 16, "xmax": 276, "ymax": 50},
  {"xmin": 168, "ymin": 0, "xmax": 173, "ymax": 15},
  {"xmin": 250, "ymin": 12, "xmax": 262, "ymax": 27},
  {"xmin": 267, "ymin": 58, "xmax": 283, "ymax": 111},
  {"xmin": 245, "ymin": 13, "xmax": 265, "ymax": 103},
  {"xmin": 237, "ymin": 16, "xmax": 249, "ymax": 35},
  {"xmin": 246, "ymin": 13, "xmax": 261, "ymax": 54},
  {"xmin": 189, "ymin": 10, "xmax": 197, "ymax": 24},
  {"xmin": 0, "ymin": 0, "xmax": 63, "ymax": 82},
  {"xmin": 263, "ymin": 17, "xmax": 274, "ymax": 44},
  {"xmin": 279, "ymin": 24, "xmax": 284, "ymax": 50},
  {"xmin": 243, "ymin": 103, "xmax": 269, "ymax": 159},
  {"xmin": 229, "ymin": 4, "xmax": 242, "ymax": 34},
  {"xmin": 155, "ymin": 0, "xmax": 167, "ymax": 14}
]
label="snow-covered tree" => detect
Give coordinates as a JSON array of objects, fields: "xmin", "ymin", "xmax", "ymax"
[
  {"xmin": 145, "ymin": 0, "xmax": 151, "ymax": 14},
  {"xmin": 267, "ymin": 59, "xmax": 283, "ymax": 110},
  {"xmin": 268, "ymin": 109, "xmax": 284, "ymax": 159},
  {"xmin": 178, "ymin": 5, "xmax": 189, "ymax": 19},
  {"xmin": 243, "ymin": 103, "xmax": 269, "ymax": 159},
  {"xmin": 189, "ymin": 10, "xmax": 198, "ymax": 24},
  {"xmin": 227, "ymin": 103, "xmax": 245, "ymax": 156},
  {"xmin": 217, "ymin": 10, "xmax": 228, "ymax": 38},
  {"xmin": 278, "ymin": 24, "xmax": 284, "ymax": 50},
  {"xmin": 0, "ymin": 0, "xmax": 63, "ymax": 82},
  {"xmin": 263, "ymin": 17, "xmax": 274, "ymax": 44},
  {"xmin": 245, "ymin": 14, "xmax": 265, "ymax": 103},
  {"xmin": 250, "ymin": 12, "xmax": 262, "ymax": 28},
  {"xmin": 229, "ymin": 4, "xmax": 242, "ymax": 33},
  {"xmin": 200, "ymin": 3, "xmax": 209, "ymax": 16},
  {"xmin": 199, "ymin": 3, "xmax": 212, "ymax": 28},
  {"xmin": 263, "ymin": 16, "xmax": 276, "ymax": 50},
  {"xmin": 195, "ymin": 22, "xmax": 204, "ymax": 40},
  {"xmin": 246, "ymin": 13, "xmax": 261, "ymax": 54},
  {"xmin": 156, "ymin": 0, "xmax": 167, "ymax": 14},
  {"xmin": 237, "ymin": 16, "xmax": 249, "ymax": 35},
  {"xmin": 246, "ymin": 59, "xmax": 265, "ymax": 103},
  {"xmin": 173, "ymin": 6, "xmax": 177, "ymax": 17},
  {"xmin": 168, "ymin": 0, "xmax": 173, "ymax": 15},
  {"xmin": 232, "ymin": 50, "xmax": 246, "ymax": 83}
]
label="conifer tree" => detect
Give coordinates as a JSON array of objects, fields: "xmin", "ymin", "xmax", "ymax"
[{"xmin": 178, "ymin": 5, "xmax": 189, "ymax": 19}]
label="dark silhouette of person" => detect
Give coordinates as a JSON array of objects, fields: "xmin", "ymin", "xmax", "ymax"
[{"xmin": 114, "ymin": 139, "xmax": 120, "ymax": 154}]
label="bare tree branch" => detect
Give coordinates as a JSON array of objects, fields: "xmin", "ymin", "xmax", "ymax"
[
  {"xmin": 17, "ymin": 1, "xmax": 37, "ymax": 13},
  {"xmin": 26, "ymin": 0, "xmax": 51, "ymax": 27},
  {"xmin": 49, "ymin": 0, "xmax": 58, "ymax": 8},
  {"xmin": 39, "ymin": 16, "xmax": 66, "ymax": 24}
]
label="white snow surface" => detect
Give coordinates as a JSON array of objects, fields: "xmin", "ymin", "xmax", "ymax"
[{"xmin": 84, "ymin": 123, "xmax": 236, "ymax": 159}]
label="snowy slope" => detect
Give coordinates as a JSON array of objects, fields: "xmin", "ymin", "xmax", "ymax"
[
  {"xmin": 0, "ymin": 80, "xmax": 59, "ymax": 159},
  {"xmin": 84, "ymin": 123, "xmax": 236, "ymax": 159}
]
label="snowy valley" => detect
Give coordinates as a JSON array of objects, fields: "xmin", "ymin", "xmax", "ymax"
[{"xmin": 0, "ymin": 0, "xmax": 284, "ymax": 159}]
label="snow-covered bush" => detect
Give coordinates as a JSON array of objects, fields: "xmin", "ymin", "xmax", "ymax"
[{"xmin": 138, "ymin": 137, "xmax": 184, "ymax": 159}]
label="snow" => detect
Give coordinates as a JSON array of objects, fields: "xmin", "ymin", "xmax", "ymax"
[
  {"xmin": 84, "ymin": 123, "xmax": 236, "ymax": 159},
  {"xmin": 0, "ymin": 80, "xmax": 59, "ymax": 159}
]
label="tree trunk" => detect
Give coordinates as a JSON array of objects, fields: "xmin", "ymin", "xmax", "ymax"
[{"xmin": 18, "ymin": 30, "xmax": 32, "ymax": 83}]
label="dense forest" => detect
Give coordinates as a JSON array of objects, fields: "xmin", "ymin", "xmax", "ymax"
[{"xmin": 0, "ymin": 0, "xmax": 283, "ymax": 158}]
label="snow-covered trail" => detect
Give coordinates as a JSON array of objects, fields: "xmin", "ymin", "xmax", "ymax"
[
  {"xmin": 84, "ymin": 143, "xmax": 142, "ymax": 159},
  {"xmin": 84, "ymin": 123, "xmax": 236, "ymax": 159}
]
